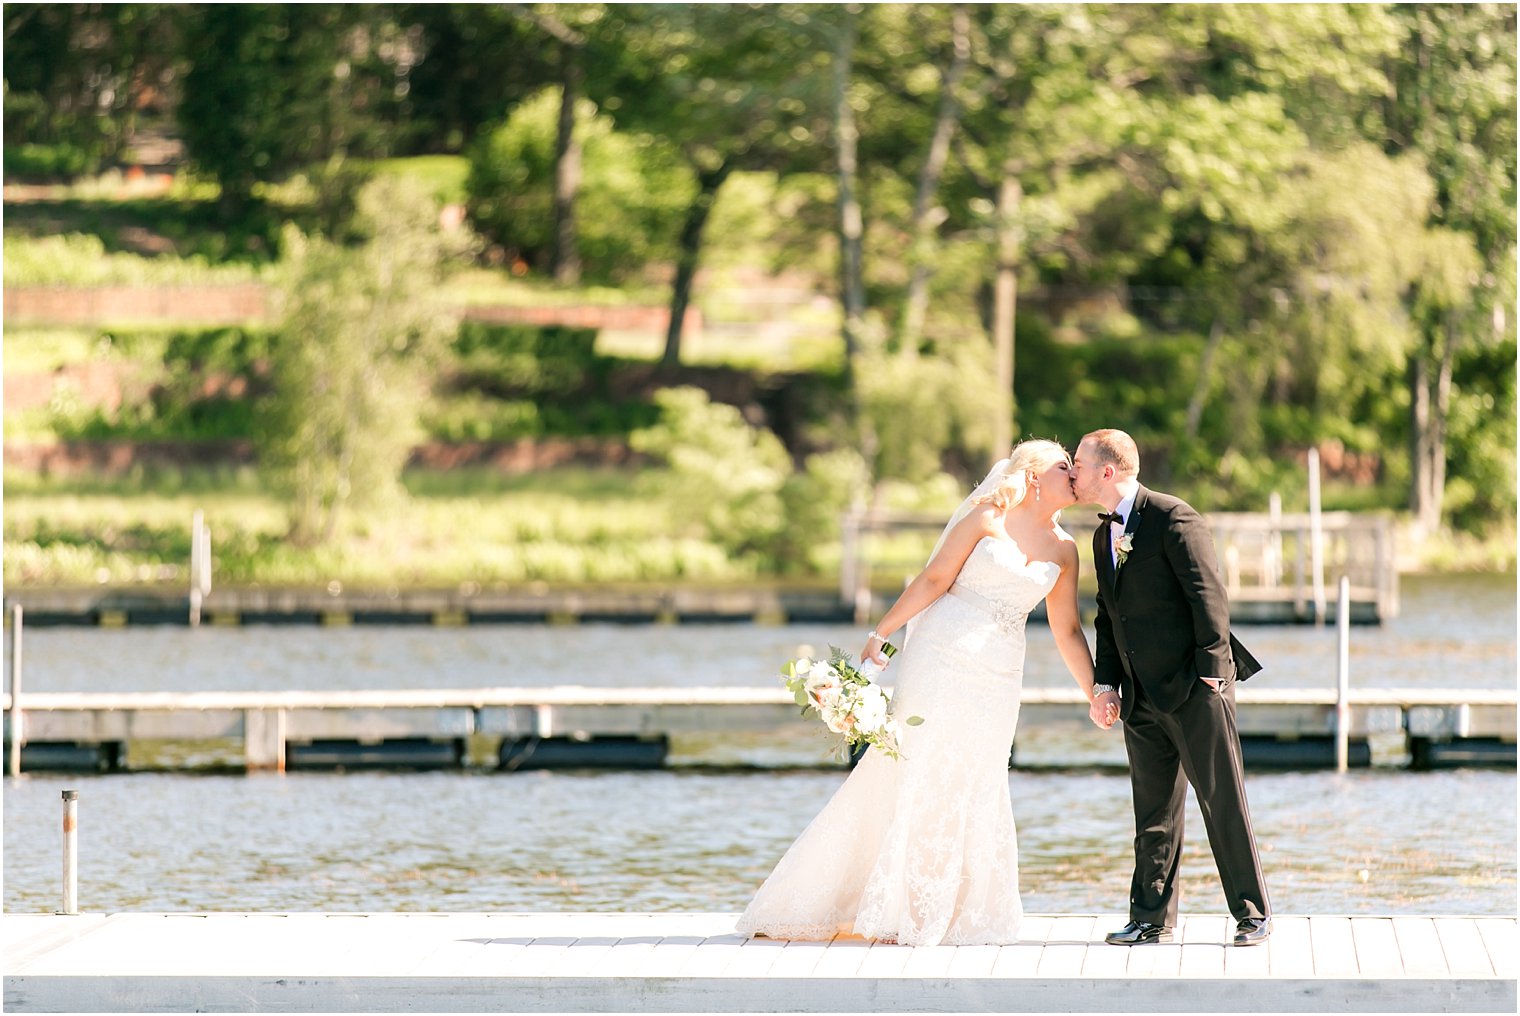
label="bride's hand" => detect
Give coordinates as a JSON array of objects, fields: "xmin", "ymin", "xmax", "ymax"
[
  {"xmin": 1088, "ymin": 690, "xmax": 1120, "ymax": 729},
  {"xmin": 862, "ymin": 631, "xmax": 889, "ymax": 667}
]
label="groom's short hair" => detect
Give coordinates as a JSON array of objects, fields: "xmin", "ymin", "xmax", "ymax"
[{"xmin": 1083, "ymin": 429, "xmax": 1140, "ymax": 476}]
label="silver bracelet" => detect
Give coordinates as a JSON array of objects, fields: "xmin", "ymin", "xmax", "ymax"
[{"xmin": 866, "ymin": 630, "xmax": 884, "ymax": 642}]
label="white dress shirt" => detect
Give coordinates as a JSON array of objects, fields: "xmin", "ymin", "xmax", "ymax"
[{"xmin": 1109, "ymin": 489, "xmax": 1137, "ymax": 568}]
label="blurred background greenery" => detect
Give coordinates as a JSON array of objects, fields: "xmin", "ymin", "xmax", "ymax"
[{"xmin": 4, "ymin": 3, "xmax": 1515, "ymax": 589}]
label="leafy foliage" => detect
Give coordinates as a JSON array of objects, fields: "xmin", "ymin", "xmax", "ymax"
[
  {"xmin": 259, "ymin": 175, "xmax": 462, "ymax": 543},
  {"xmin": 465, "ymin": 87, "xmax": 693, "ymax": 279}
]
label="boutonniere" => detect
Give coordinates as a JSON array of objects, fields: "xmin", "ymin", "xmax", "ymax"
[{"xmin": 1115, "ymin": 533, "xmax": 1134, "ymax": 567}]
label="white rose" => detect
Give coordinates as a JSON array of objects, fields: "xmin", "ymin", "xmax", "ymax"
[
  {"xmin": 855, "ymin": 694, "xmax": 888, "ymax": 732},
  {"xmin": 805, "ymin": 664, "xmax": 839, "ymax": 696},
  {"xmin": 811, "ymin": 685, "xmax": 843, "ymax": 711},
  {"xmin": 824, "ymin": 707, "xmax": 854, "ymax": 734}
]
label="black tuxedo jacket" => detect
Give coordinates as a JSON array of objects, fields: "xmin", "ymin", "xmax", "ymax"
[{"xmin": 1092, "ymin": 485, "xmax": 1261, "ymax": 718}]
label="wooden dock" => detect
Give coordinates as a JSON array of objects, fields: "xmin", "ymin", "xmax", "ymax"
[
  {"xmin": 3, "ymin": 911, "xmax": 1514, "ymax": 1012},
  {"xmin": 5, "ymin": 685, "xmax": 1515, "ymax": 772}
]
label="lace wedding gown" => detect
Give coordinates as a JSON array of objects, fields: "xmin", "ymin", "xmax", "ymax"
[{"xmin": 736, "ymin": 537, "xmax": 1061, "ymax": 946}]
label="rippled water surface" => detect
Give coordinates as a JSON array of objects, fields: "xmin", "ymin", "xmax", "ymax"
[{"xmin": 4, "ymin": 574, "xmax": 1514, "ymax": 915}]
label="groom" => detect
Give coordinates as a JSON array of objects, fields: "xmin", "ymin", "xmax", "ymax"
[{"xmin": 1070, "ymin": 429, "xmax": 1272, "ymax": 947}]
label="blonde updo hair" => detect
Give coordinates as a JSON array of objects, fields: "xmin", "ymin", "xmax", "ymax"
[{"xmin": 973, "ymin": 439, "xmax": 1071, "ymax": 512}]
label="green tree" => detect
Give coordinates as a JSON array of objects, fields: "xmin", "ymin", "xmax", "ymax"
[
  {"xmin": 1380, "ymin": 3, "xmax": 1517, "ymax": 533},
  {"xmin": 177, "ymin": 5, "xmax": 408, "ymax": 219},
  {"xmin": 260, "ymin": 175, "xmax": 461, "ymax": 544},
  {"xmin": 3, "ymin": 3, "xmax": 182, "ymax": 177},
  {"xmin": 466, "ymin": 87, "xmax": 693, "ymax": 280},
  {"xmin": 595, "ymin": 4, "xmax": 835, "ymax": 367}
]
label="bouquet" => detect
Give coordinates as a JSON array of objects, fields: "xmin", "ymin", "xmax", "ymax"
[{"xmin": 781, "ymin": 643, "xmax": 923, "ymax": 761}]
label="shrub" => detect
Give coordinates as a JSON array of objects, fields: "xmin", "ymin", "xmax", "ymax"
[
  {"xmin": 452, "ymin": 321, "xmax": 598, "ymax": 396},
  {"xmin": 630, "ymin": 387, "xmax": 792, "ymax": 565},
  {"xmin": 260, "ymin": 175, "xmax": 457, "ymax": 544},
  {"xmin": 465, "ymin": 87, "xmax": 693, "ymax": 281}
]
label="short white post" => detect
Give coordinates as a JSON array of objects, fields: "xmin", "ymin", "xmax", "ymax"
[
  {"xmin": 1308, "ymin": 448, "xmax": 1326, "ymax": 625},
  {"xmin": 190, "ymin": 511, "xmax": 205, "ymax": 626},
  {"xmin": 7, "ymin": 605, "xmax": 22, "ymax": 779},
  {"xmin": 1266, "ymin": 491, "xmax": 1283, "ymax": 588},
  {"xmin": 1335, "ymin": 575, "xmax": 1351, "ymax": 773},
  {"xmin": 839, "ymin": 510, "xmax": 859, "ymax": 610},
  {"xmin": 61, "ymin": 790, "xmax": 79, "ymax": 914}
]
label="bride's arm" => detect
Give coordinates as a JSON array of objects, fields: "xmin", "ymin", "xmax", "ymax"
[
  {"xmin": 1046, "ymin": 541, "xmax": 1097, "ymax": 696},
  {"xmin": 861, "ymin": 508, "xmax": 993, "ymax": 664},
  {"xmin": 1046, "ymin": 541, "xmax": 1114, "ymax": 728}
]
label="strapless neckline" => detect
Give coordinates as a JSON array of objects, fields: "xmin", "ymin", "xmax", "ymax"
[{"xmin": 976, "ymin": 536, "xmax": 1061, "ymax": 575}]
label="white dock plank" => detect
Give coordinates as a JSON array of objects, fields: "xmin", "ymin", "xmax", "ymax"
[
  {"xmin": 945, "ymin": 944, "xmax": 1000, "ymax": 978},
  {"xmin": 1123, "ymin": 935, "xmax": 1184, "ymax": 979},
  {"xmin": 809, "ymin": 939, "xmax": 872, "ymax": 978},
  {"xmin": 1267, "ymin": 916, "xmax": 1314, "ymax": 979},
  {"xmin": 6, "ymin": 910, "xmax": 1517, "ymax": 1015},
  {"xmin": 1034, "ymin": 915, "xmax": 1097, "ymax": 977},
  {"xmin": 764, "ymin": 940, "xmax": 833, "ymax": 978},
  {"xmin": 1474, "ymin": 917, "xmax": 1518, "ymax": 977},
  {"xmin": 1223, "ymin": 930, "xmax": 1271, "ymax": 978},
  {"xmin": 1350, "ymin": 917, "xmax": 1404, "ymax": 978},
  {"xmin": 586, "ymin": 935, "xmax": 663, "ymax": 978},
  {"xmin": 1079, "ymin": 933, "xmax": 1130, "ymax": 978},
  {"xmin": 717, "ymin": 936, "xmax": 788, "ymax": 977},
  {"xmin": 1178, "ymin": 915, "xmax": 1229, "ymax": 978},
  {"xmin": 900, "ymin": 944, "xmax": 959, "ymax": 979},
  {"xmin": 409, "ymin": 915, "xmax": 533, "ymax": 975},
  {"xmin": 990, "ymin": 915, "xmax": 1051, "ymax": 977},
  {"xmin": 1434, "ymin": 917, "xmax": 1496, "ymax": 977},
  {"xmin": 1390, "ymin": 916, "xmax": 1449, "ymax": 978},
  {"xmin": 853, "ymin": 942, "xmax": 915, "ymax": 978},
  {"xmin": 543, "ymin": 937, "xmax": 620, "ymax": 977},
  {"xmin": 673, "ymin": 934, "xmax": 748, "ymax": 977},
  {"xmin": 1309, "ymin": 916, "xmax": 1358, "ymax": 977},
  {"xmin": 0, "ymin": 914, "xmax": 115, "ymax": 971}
]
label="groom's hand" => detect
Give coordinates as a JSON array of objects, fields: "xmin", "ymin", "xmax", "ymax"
[{"xmin": 1089, "ymin": 690, "xmax": 1120, "ymax": 729}]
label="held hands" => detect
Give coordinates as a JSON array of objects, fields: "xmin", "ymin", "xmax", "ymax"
[{"xmin": 1089, "ymin": 690, "xmax": 1120, "ymax": 730}]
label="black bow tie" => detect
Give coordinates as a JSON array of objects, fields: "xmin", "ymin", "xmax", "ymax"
[{"xmin": 1098, "ymin": 511, "xmax": 1124, "ymax": 525}]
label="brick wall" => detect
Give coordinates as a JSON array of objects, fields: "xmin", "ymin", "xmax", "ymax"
[
  {"xmin": 4, "ymin": 285, "xmax": 269, "ymax": 325},
  {"xmin": 4, "ymin": 284, "xmax": 701, "ymax": 336}
]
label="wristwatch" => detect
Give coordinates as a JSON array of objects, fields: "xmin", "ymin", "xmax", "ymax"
[{"xmin": 1091, "ymin": 683, "xmax": 1118, "ymax": 697}]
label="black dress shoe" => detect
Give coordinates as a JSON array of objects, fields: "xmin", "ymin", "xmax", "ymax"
[
  {"xmin": 1234, "ymin": 916, "xmax": 1272, "ymax": 946},
  {"xmin": 1105, "ymin": 920, "xmax": 1173, "ymax": 945}
]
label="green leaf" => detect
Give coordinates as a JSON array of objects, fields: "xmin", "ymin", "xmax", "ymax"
[
  {"xmin": 905, "ymin": 715, "xmax": 925, "ymax": 726},
  {"xmin": 793, "ymin": 687, "xmax": 810, "ymax": 708}
]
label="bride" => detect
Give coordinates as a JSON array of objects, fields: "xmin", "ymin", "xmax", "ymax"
[{"xmin": 736, "ymin": 439, "xmax": 1114, "ymax": 946}]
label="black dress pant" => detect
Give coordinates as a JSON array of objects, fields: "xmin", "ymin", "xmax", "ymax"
[{"xmin": 1121, "ymin": 677, "xmax": 1270, "ymax": 926}]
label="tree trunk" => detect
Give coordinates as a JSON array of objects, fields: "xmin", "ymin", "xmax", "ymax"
[
  {"xmin": 1409, "ymin": 337, "xmax": 1441, "ymax": 536},
  {"xmin": 1184, "ymin": 318, "xmax": 1226, "ymax": 440},
  {"xmin": 990, "ymin": 170, "xmax": 1021, "ymax": 458},
  {"xmin": 898, "ymin": 4, "xmax": 970, "ymax": 360},
  {"xmin": 662, "ymin": 160, "xmax": 733, "ymax": 369},
  {"xmin": 551, "ymin": 48, "xmax": 583, "ymax": 285},
  {"xmin": 834, "ymin": 7, "xmax": 865, "ymax": 373},
  {"xmin": 1427, "ymin": 316, "xmax": 1458, "ymax": 530}
]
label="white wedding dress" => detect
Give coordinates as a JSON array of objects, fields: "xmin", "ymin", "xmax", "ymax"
[{"xmin": 736, "ymin": 536, "xmax": 1061, "ymax": 945}]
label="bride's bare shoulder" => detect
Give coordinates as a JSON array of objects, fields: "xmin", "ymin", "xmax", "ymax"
[{"xmin": 1050, "ymin": 529, "xmax": 1080, "ymax": 567}]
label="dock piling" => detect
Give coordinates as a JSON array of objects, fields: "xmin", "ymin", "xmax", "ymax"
[
  {"xmin": 7, "ymin": 605, "xmax": 22, "ymax": 778},
  {"xmin": 189, "ymin": 511, "xmax": 212, "ymax": 627},
  {"xmin": 1308, "ymin": 448, "xmax": 1326, "ymax": 625},
  {"xmin": 61, "ymin": 790, "xmax": 78, "ymax": 915},
  {"xmin": 1336, "ymin": 575, "xmax": 1351, "ymax": 773}
]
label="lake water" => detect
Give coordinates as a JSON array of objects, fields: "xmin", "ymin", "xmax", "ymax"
[{"xmin": 4, "ymin": 574, "xmax": 1515, "ymax": 916}]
